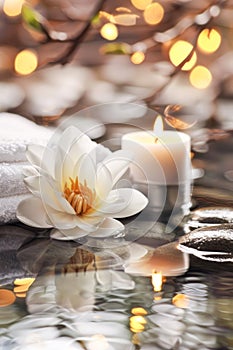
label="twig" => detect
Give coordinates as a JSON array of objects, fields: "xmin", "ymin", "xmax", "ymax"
[
  {"xmin": 51, "ymin": 0, "xmax": 106, "ymax": 65},
  {"xmin": 143, "ymin": 0, "xmax": 226, "ymax": 105}
]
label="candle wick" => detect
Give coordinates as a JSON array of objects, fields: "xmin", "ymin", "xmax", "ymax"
[{"xmin": 154, "ymin": 137, "xmax": 158, "ymax": 143}]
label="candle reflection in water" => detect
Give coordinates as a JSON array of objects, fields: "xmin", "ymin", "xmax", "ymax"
[
  {"xmin": 131, "ymin": 307, "xmax": 148, "ymax": 316},
  {"xmin": 130, "ymin": 307, "xmax": 148, "ymax": 347},
  {"xmin": 124, "ymin": 242, "xmax": 190, "ymax": 277},
  {"xmin": 152, "ymin": 271, "xmax": 163, "ymax": 292},
  {"xmin": 130, "ymin": 315, "xmax": 147, "ymax": 333}
]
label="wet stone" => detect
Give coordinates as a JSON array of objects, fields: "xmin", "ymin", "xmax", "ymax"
[
  {"xmin": 178, "ymin": 224, "xmax": 233, "ymax": 262},
  {"xmin": 184, "ymin": 207, "xmax": 233, "ymax": 232}
]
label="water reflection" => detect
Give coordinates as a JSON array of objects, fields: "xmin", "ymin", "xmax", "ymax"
[{"xmin": 0, "ymin": 227, "xmax": 232, "ymax": 350}]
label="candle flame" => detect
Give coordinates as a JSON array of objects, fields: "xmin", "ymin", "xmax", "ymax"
[
  {"xmin": 153, "ymin": 116, "xmax": 163, "ymax": 141},
  {"xmin": 152, "ymin": 271, "xmax": 163, "ymax": 292}
]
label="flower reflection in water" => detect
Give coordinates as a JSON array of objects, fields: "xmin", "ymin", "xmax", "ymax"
[{"xmin": 1, "ymin": 242, "xmax": 146, "ymax": 349}]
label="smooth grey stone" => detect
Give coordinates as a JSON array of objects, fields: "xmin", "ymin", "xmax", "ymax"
[{"xmin": 178, "ymin": 224, "xmax": 233, "ymax": 262}]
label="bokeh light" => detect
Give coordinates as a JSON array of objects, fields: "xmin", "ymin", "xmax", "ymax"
[
  {"xmin": 189, "ymin": 65, "xmax": 212, "ymax": 89},
  {"xmin": 143, "ymin": 2, "xmax": 164, "ymax": 25},
  {"xmin": 169, "ymin": 40, "xmax": 197, "ymax": 71},
  {"xmin": 131, "ymin": 0, "xmax": 152, "ymax": 11},
  {"xmin": 3, "ymin": 0, "xmax": 25, "ymax": 17},
  {"xmin": 131, "ymin": 51, "xmax": 145, "ymax": 64},
  {"xmin": 100, "ymin": 23, "xmax": 118, "ymax": 41},
  {"xmin": 197, "ymin": 28, "xmax": 221, "ymax": 54},
  {"xmin": 14, "ymin": 49, "xmax": 38, "ymax": 75}
]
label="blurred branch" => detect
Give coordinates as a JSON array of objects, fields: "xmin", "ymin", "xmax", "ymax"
[
  {"xmin": 22, "ymin": 0, "xmax": 107, "ymax": 64},
  {"xmin": 53, "ymin": 0, "xmax": 107, "ymax": 65},
  {"xmin": 21, "ymin": 0, "xmax": 230, "ymax": 70},
  {"xmin": 142, "ymin": 0, "xmax": 228, "ymax": 105}
]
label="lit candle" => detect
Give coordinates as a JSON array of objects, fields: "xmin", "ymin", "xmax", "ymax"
[{"xmin": 121, "ymin": 116, "xmax": 191, "ymax": 185}]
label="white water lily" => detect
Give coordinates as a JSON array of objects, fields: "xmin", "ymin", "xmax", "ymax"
[{"xmin": 17, "ymin": 126, "xmax": 148, "ymax": 240}]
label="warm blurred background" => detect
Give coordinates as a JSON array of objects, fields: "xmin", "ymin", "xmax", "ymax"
[{"xmin": 0, "ymin": 0, "xmax": 233, "ymax": 129}]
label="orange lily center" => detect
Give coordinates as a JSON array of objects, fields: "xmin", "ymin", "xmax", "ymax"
[{"xmin": 64, "ymin": 176, "xmax": 95, "ymax": 215}]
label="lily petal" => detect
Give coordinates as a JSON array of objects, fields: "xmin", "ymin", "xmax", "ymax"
[
  {"xmin": 23, "ymin": 165, "xmax": 39, "ymax": 177},
  {"xmin": 54, "ymin": 127, "xmax": 99, "ymax": 191},
  {"xmin": 17, "ymin": 197, "xmax": 52, "ymax": 228},
  {"xmin": 47, "ymin": 211, "xmax": 77, "ymax": 229},
  {"xmin": 61, "ymin": 154, "xmax": 75, "ymax": 190},
  {"xmin": 95, "ymin": 162, "xmax": 113, "ymax": 203},
  {"xmin": 55, "ymin": 148, "xmax": 75, "ymax": 191},
  {"xmin": 90, "ymin": 192, "xmax": 127, "ymax": 217},
  {"xmin": 88, "ymin": 217, "xmax": 124, "ymax": 238},
  {"xmin": 96, "ymin": 144, "xmax": 112, "ymax": 163},
  {"xmin": 53, "ymin": 128, "xmax": 81, "ymax": 186},
  {"xmin": 24, "ymin": 176, "xmax": 40, "ymax": 196},
  {"xmin": 57, "ymin": 126, "xmax": 97, "ymax": 162},
  {"xmin": 41, "ymin": 146, "xmax": 56, "ymax": 178},
  {"xmin": 98, "ymin": 188, "xmax": 148, "ymax": 218},
  {"xmin": 40, "ymin": 176, "xmax": 103, "ymax": 231},
  {"xmin": 101, "ymin": 150, "xmax": 132, "ymax": 187},
  {"xmin": 27, "ymin": 145, "xmax": 55, "ymax": 177},
  {"xmin": 68, "ymin": 127, "xmax": 97, "ymax": 162},
  {"xmin": 39, "ymin": 176, "xmax": 75, "ymax": 215},
  {"xmin": 47, "ymin": 207, "xmax": 102, "ymax": 232},
  {"xmin": 50, "ymin": 218, "xmax": 124, "ymax": 240},
  {"xmin": 74, "ymin": 215, "xmax": 103, "ymax": 232},
  {"xmin": 50, "ymin": 227, "xmax": 88, "ymax": 241},
  {"xmin": 26, "ymin": 144, "xmax": 45, "ymax": 167},
  {"xmin": 74, "ymin": 153, "xmax": 97, "ymax": 192}
]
